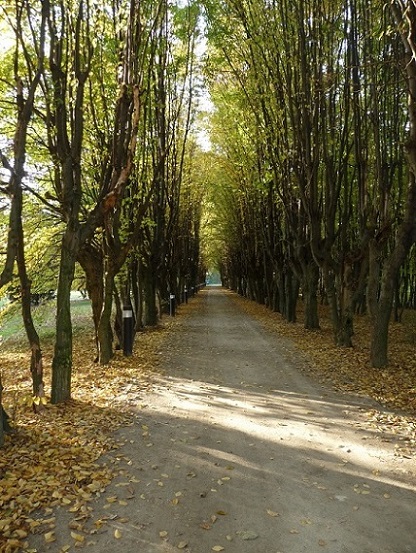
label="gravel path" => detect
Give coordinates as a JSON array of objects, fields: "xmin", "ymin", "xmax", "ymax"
[{"xmin": 28, "ymin": 287, "xmax": 416, "ymax": 553}]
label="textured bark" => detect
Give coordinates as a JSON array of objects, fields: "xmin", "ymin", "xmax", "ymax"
[
  {"xmin": 303, "ymin": 262, "xmax": 320, "ymax": 330},
  {"xmin": 51, "ymin": 226, "xmax": 79, "ymax": 403}
]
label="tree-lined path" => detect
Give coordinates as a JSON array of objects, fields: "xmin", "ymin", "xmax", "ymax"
[{"xmin": 28, "ymin": 287, "xmax": 416, "ymax": 553}]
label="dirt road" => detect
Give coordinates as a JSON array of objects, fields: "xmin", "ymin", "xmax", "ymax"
[{"xmin": 28, "ymin": 287, "xmax": 416, "ymax": 553}]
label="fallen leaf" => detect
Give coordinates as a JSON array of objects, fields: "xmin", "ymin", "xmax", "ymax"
[
  {"xmin": 70, "ymin": 531, "xmax": 85, "ymax": 543},
  {"xmin": 177, "ymin": 541, "xmax": 188, "ymax": 549},
  {"xmin": 212, "ymin": 547, "xmax": 224, "ymax": 552},
  {"xmin": 114, "ymin": 529, "xmax": 122, "ymax": 539},
  {"xmin": 200, "ymin": 522, "xmax": 211, "ymax": 530},
  {"xmin": 267, "ymin": 509, "xmax": 279, "ymax": 517},
  {"xmin": 44, "ymin": 531, "xmax": 56, "ymax": 543}
]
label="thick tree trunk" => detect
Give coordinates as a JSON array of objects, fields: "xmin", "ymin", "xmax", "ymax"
[
  {"xmin": 284, "ymin": 271, "xmax": 299, "ymax": 323},
  {"xmin": 143, "ymin": 266, "xmax": 158, "ymax": 326},
  {"xmin": 370, "ymin": 294, "xmax": 392, "ymax": 368},
  {"xmin": 302, "ymin": 261, "xmax": 320, "ymax": 330},
  {"xmin": 78, "ymin": 243, "xmax": 104, "ymax": 358},
  {"xmin": 326, "ymin": 269, "xmax": 353, "ymax": 348},
  {"xmin": 51, "ymin": 226, "xmax": 79, "ymax": 404}
]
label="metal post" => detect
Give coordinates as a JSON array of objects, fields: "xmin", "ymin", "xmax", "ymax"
[
  {"xmin": 169, "ymin": 294, "xmax": 176, "ymax": 316},
  {"xmin": 123, "ymin": 305, "xmax": 133, "ymax": 356}
]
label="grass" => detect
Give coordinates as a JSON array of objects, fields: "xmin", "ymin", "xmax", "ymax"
[{"xmin": 0, "ymin": 298, "xmax": 93, "ymax": 345}]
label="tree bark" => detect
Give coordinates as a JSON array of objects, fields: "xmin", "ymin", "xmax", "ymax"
[
  {"xmin": 51, "ymin": 225, "xmax": 79, "ymax": 403},
  {"xmin": 97, "ymin": 266, "xmax": 115, "ymax": 365},
  {"xmin": 303, "ymin": 261, "xmax": 320, "ymax": 330}
]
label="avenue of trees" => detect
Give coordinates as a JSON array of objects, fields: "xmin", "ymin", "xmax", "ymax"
[
  {"xmin": 2, "ymin": 0, "xmax": 416, "ymax": 446},
  {"xmin": 203, "ymin": 0, "xmax": 416, "ymax": 367},
  {"xmin": 0, "ymin": 0, "xmax": 207, "ymax": 445}
]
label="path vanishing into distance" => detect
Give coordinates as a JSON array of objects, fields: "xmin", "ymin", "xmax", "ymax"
[{"xmin": 29, "ymin": 287, "xmax": 416, "ymax": 553}]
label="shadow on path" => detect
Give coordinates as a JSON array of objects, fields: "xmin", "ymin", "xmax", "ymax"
[{"xmin": 28, "ymin": 288, "xmax": 416, "ymax": 553}]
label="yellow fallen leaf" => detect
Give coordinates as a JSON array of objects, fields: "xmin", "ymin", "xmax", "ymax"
[
  {"xmin": 44, "ymin": 531, "xmax": 56, "ymax": 543},
  {"xmin": 114, "ymin": 529, "xmax": 122, "ymax": 539},
  {"xmin": 13, "ymin": 529, "xmax": 28, "ymax": 539},
  {"xmin": 216, "ymin": 510, "xmax": 227, "ymax": 516},
  {"xmin": 71, "ymin": 531, "xmax": 85, "ymax": 543},
  {"xmin": 159, "ymin": 531, "xmax": 168, "ymax": 538},
  {"xmin": 177, "ymin": 541, "xmax": 188, "ymax": 549},
  {"xmin": 212, "ymin": 547, "xmax": 224, "ymax": 551},
  {"xmin": 267, "ymin": 509, "xmax": 279, "ymax": 517}
]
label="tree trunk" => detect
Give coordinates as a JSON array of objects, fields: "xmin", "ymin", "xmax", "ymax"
[
  {"xmin": 302, "ymin": 261, "xmax": 320, "ymax": 330},
  {"xmin": 143, "ymin": 266, "xmax": 158, "ymax": 326},
  {"xmin": 97, "ymin": 269, "xmax": 115, "ymax": 365},
  {"xmin": 370, "ymin": 292, "xmax": 392, "ymax": 368},
  {"xmin": 78, "ymin": 242, "xmax": 104, "ymax": 358},
  {"xmin": 284, "ymin": 271, "xmax": 299, "ymax": 323},
  {"xmin": 18, "ymin": 229, "xmax": 43, "ymax": 399},
  {"xmin": 51, "ymin": 226, "xmax": 79, "ymax": 404},
  {"xmin": 326, "ymin": 269, "xmax": 353, "ymax": 347}
]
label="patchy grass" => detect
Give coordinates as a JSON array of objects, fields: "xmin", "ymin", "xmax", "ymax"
[{"xmin": 0, "ymin": 299, "xmax": 93, "ymax": 345}]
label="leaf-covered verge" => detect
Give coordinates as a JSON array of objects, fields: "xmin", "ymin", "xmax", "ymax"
[
  {"xmin": 233, "ymin": 294, "xmax": 416, "ymax": 461},
  {"xmin": 0, "ymin": 302, "xmax": 178, "ymax": 553}
]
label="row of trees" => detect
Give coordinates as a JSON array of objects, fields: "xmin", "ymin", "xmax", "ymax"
[
  {"xmin": 0, "ymin": 0, "xmax": 207, "ymax": 445},
  {"xmin": 203, "ymin": 0, "xmax": 416, "ymax": 367}
]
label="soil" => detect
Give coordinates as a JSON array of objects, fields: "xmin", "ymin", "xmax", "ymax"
[{"xmin": 27, "ymin": 287, "xmax": 416, "ymax": 553}]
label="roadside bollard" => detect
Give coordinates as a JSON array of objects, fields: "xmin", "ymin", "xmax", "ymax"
[
  {"xmin": 169, "ymin": 294, "xmax": 176, "ymax": 317},
  {"xmin": 184, "ymin": 287, "xmax": 188, "ymax": 304},
  {"xmin": 123, "ymin": 305, "xmax": 133, "ymax": 356}
]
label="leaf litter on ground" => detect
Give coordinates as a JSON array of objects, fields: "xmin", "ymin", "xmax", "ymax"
[
  {"xmin": 0, "ymin": 313, "xmax": 178, "ymax": 552},
  {"xmin": 1, "ymin": 293, "xmax": 416, "ymax": 551}
]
